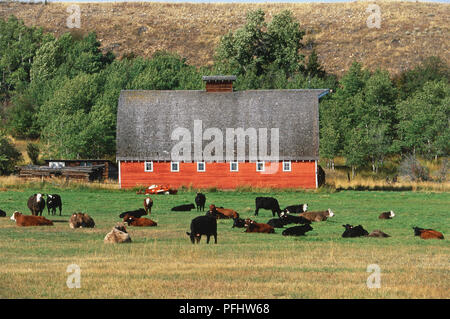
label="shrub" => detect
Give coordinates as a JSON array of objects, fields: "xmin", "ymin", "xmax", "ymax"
[
  {"xmin": 26, "ymin": 142, "xmax": 40, "ymax": 165},
  {"xmin": 0, "ymin": 133, "xmax": 22, "ymax": 175},
  {"xmin": 398, "ymin": 154, "xmax": 430, "ymax": 182}
]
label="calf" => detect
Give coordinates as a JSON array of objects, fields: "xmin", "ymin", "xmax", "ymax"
[
  {"xmin": 69, "ymin": 213, "xmax": 95, "ymax": 228},
  {"xmin": 208, "ymin": 205, "xmax": 239, "ymax": 219},
  {"xmin": 124, "ymin": 215, "xmax": 157, "ymax": 227},
  {"xmin": 195, "ymin": 193, "xmax": 206, "ymax": 211},
  {"xmin": 244, "ymin": 218, "xmax": 275, "ymax": 233},
  {"xmin": 280, "ymin": 210, "xmax": 312, "ymax": 225},
  {"xmin": 119, "ymin": 208, "xmax": 147, "ymax": 219},
  {"xmin": 413, "ymin": 227, "xmax": 444, "ymax": 240},
  {"xmin": 10, "ymin": 211, "xmax": 53, "ymax": 226},
  {"xmin": 367, "ymin": 230, "xmax": 391, "ymax": 238},
  {"xmin": 186, "ymin": 215, "xmax": 217, "ymax": 244},
  {"xmin": 171, "ymin": 204, "xmax": 196, "ymax": 211},
  {"xmin": 27, "ymin": 193, "xmax": 45, "ymax": 216},
  {"xmin": 144, "ymin": 197, "xmax": 153, "ymax": 215},
  {"xmin": 378, "ymin": 211, "xmax": 395, "ymax": 219},
  {"xmin": 283, "ymin": 204, "xmax": 308, "ymax": 214},
  {"xmin": 341, "ymin": 224, "xmax": 369, "ymax": 238},
  {"xmin": 46, "ymin": 194, "xmax": 62, "ymax": 216},
  {"xmin": 267, "ymin": 217, "xmax": 286, "ymax": 228},
  {"xmin": 282, "ymin": 224, "xmax": 313, "ymax": 236},
  {"xmin": 300, "ymin": 209, "xmax": 334, "ymax": 222},
  {"xmin": 232, "ymin": 216, "xmax": 246, "ymax": 228},
  {"xmin": 0, "ymin": 209, "xmax": 6, "ymax": 217},
  {"xmin": 255, "ymin": 197, "xmax": 281, "ymax": 217},
  {"xmin": 104, "ymin": 223, "xmax": 132, "ymax": 244}
]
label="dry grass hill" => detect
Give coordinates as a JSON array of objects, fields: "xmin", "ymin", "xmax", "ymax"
[{"xmin": 0, "ymin": 1, "xmax": 448, "ymax": 76}]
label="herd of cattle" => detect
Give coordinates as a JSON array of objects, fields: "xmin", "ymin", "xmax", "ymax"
[{"xmin": 0, "ymin": 192, "xmax": 445, "ymax": 244}]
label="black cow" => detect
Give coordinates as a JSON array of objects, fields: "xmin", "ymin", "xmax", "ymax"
[
  {"xmin": 0, "ymin": 209, "xmax": 6, "ymax": 217},
  {"xmin": 46, "ymin": 194, "xmax": 62, "ymax": 216},
  {"xmin": 27, "ymin": 193, "xmax": 45, "ymax": 216},
  {"xmin": 195, "ymin": 193, "xmax": 206, "ymax": 211},
  {"xmin": 282, "ymin": 224, "xmax": 313, "ymax": 236},
  {"xmin": 171, "ymin": 204, "xmax": 196, "ymax": 211},
  {"xmin": 232, "ymin": 217, "xmax": 246, "ymax": 228},
  {"xmin": 186, "ymin": 215, "xmax": 217, "ymax": 244},
  {"xmin": 255, "ymin": 197, "xmax": 281, "ymax": 217},
  {"xmin": 342, "ymin": 224, "xmax": 369, "ymax": 238},
  {"xmin": 267, "ymin": 218, "xmax": 286, "ymax": 228},
  {"xmin": 119, "ymin": 208, "xmax": 147, "ymax": 219},
  {"xmin": 280, "ymin": 210, "xmax": 311, "ymax": 225},
  {"xmin": 283, "ymin": 204, "xmax": 308, "ymax": 214}
]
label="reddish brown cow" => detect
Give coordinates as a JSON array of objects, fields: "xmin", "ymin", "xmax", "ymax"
[
  {"xmin": 144, "ymin": 197, "xmax": 153, "ymax": 215},
  {"xmin": 244, "ymin": 218, "xmax": 275, "ymax": 233},
  {"xmin": 208, "ymin": 204, "xmax": 239, "ymax": 219},
  {"xmin": 10, "ymin": 211, "xmax": 53, "ymax": 226},
  {"xmin": 413, "ymin": 227, "xmax": 444, "ymax": 239},
  {"xmin": 124, "ymin": 215, "xmax": 157, "ymax": 227}
]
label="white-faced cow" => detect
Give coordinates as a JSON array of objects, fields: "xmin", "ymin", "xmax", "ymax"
[
  {"xmin": 27, "ymin": 193, "xmax": 45, "ymax": 216},
  {"xmin": 46, "ymin": 194, "xmax": 62, "ymax": 216}
]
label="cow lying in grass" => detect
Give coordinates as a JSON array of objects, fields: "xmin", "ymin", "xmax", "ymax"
[
  {"xmin": 0, "ymin": 209, "xmax": 6, "ymax": 217},
  {"xmin": 187, "ymin": 215, "xmax": 217, "ymax": 244},
  {"xmin": 283, "ymin": 204, "xmax": 308, "ymax": 214},
  {"xmin": 413, "ymin": 227, "xmax": 444, "ymax": 239},
  {"xmin": 69, "ymin": 213, "xmax": 95, "ymax": 228},
  {"xmin": 119, "ymin": 208, "xmax": 147, "ymax": 219},
  {"xmin": 171, "ymin": 204, "xmax": 196, "ymax": 211},
  {"xmin": 10, "ymin": 211, "xmax": 53, "ymax": 226},
  {"xmin": 232, "ymin": 216, "xmax": 246, "ymax": 228},
  {"xmin": 104, "ymin": 223, "xmax": 131, "ymax": 244},
  {"xmin": 244, "ymin": 218, "xmax": 275, "ymax": 233},
  {"xmin": 123, "ymin": 215, "xmax": 157, "ymax": 227},
  {"xmin": 207, "ymin": 204, "xmax": 239, "ymax": 219},
  {"xmin": 367, "ymin": 230, "xmax": 391, "ymax": 238},
  {"xmin": 282, "ymin": 224, "xmax": 313, "ymax": 236},
  {"xmin": 379, "ymin": 211, "xmax": 395, "ymax": 219},
  {"xmin": 300, "ymin": 209, "xmax": 334, "ymax": 222}
]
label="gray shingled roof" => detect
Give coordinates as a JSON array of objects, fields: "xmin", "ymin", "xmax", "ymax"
[{"xmin": 116, "ymin": 89, "xmax": 327, "ymax": 161}]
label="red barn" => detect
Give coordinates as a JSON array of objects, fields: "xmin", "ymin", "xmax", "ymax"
[{"xmin": 116, "ymin": 76, "xmax": 328, "ymax": 189}]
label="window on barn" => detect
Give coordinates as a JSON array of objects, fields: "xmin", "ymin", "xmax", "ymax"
[
  {"xmin": 171, "ymin": 161, "xmax": 179, "ymax": 172},
  {"xmin": 197, "ymin": 162, "xmax": 205, "ymax": 172},
  {"xmin": 256, "ymin": 161, "xmax": 265, "ymax": 172},
  {"xmin": 144, "ymin": 161, "xmax": 153, "ymax": 172},
  {"xmin": 283, "ymin": 161, "xmax": 291, "ymax": 172},
  {"xmin": 230, "ymin": 162, "xmax": 239, "ymax": 172}
]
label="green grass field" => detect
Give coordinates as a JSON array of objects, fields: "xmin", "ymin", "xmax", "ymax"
[{"xmin": 0, "ymin": 188, "xmax": 448, "ymax": 299}]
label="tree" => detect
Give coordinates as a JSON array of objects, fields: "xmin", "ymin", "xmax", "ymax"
[
  {"xmin": 26, "ymin": 142, "xmax": 40, "ymax": 165},
  {"xmin": 0, "ymin": 131, "xmax": 22, "ymax": 175}
]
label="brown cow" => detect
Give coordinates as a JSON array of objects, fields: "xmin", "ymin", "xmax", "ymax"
[
  {"xmin": 10, "ymin": 211, "xmax": 53, "ymax": 226},
  {"xmin": 244, "ymin": 218, "xmax": 275, "ymax": 233},
  {"xmin": 300, "ymin": 209, "xmax": 334, "ymax": 222},
  {"xmin": 379, "ymin": 211, "xmax": 395, "ymax": 219},
  {"xmin": 104, "ymin": 223, "xmax": 132, "ymax": 243},
  {"xmin": 413, "ymin": 227, "xmax": 444, "ymax": 240},
  {"xmin": 367, "ymin": 230, "xmax": 391, "ymax": 238},
  {"xmin": 69, "ymin": 213, "xmax": 95, "ymax": 228},
  {"xmin": 208, "ymin": 204, "xmax": 239, "ymax": 219},
  {"xmin": 144, "ymin": 197, "xmax": 153, "ymax": 215},
  {"xmin": 124, "ymin": 215, "xmax": 157, "ymax": 227}
]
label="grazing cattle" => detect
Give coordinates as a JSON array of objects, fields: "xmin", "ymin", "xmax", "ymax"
[
  {"xmin": 104, "ymin": 224, "xmax": 132, "ymax": 244},
  {"xmin": 255, "ymin": 197, "xmax": 282, "ymax": 217},
  {"xmin": 186, "ymin": 215, "xmax": 217, "ymax": 244},
  {"xmin": 208, "ymin": 205, "xmax": 239, "ymax": 219},
  {"xmin": 27, "ymin": 193, "xmax": 45, "ymax": 216},
  {"xmin": 171, "ymin": 204, "xmax": 196, "ymax": 211},
  {"xmin": 69, "ymin": 213, "xmax": 95, "ymax": 228},
  {"xmin": 413, "ymin": 227, "xmax": 444, "ymax": 240},
  {"xmin": 232, "ymin": 216, "xmax": 246, "ymax": 228},
  {"xmin": 341, "ymin": 224, "xmax": 369, "ymax": 238},
  {"xmin": 46, "ymin": 194, "xmax": 62, "ymax": 216},
  {"xmin": 379, "ymin": 211, "xmax": 395, "ymax": 219},
  {"xmin": 267, "ymin": 217, "xmax": 286, "ymax": 228},
  {"xmin": 244, "ymin": 218, "xmax": 275, "ymax": 233},
  {"xmin": 124, "ymin": 215, "xmax": 157, "ymax": 227},
  {"xmin": 367, "ymin": 230, "xmax": 391, "ymax": 238},
  {"xmin": 282, "ymin": 224, "xmax": 313, "ymax": 236},
  {"xmin": 283, "ymin": 204, "xmax": 308, "ymax": 214},
  {"xmin": 300, "ymin": 209, "xmax": 334, "ymax": 222},
  {"xmin": 195, "ymin": 193, "xmax": 206, "ymax": 211},
  {"xmin": 280, "ymin": 210, "xmax": 312, "ymax": 225},
  {"xmin": 118, "ymin": 208, "xmax": 147, "ymax": 219},
  {"xmin": 144, "ymin": 197, "xmax": 153, "ymax": 215},
  {"xmin": 10, "ymin": 211, "xmax": 53, "ymax": 226},
  {"xmin": 0, "ymin": 209, "xmax": 6, "ymax": 217}
]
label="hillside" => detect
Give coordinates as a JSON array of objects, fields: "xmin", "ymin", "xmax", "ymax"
[{"xmin": 0, "ymin": 1, "xmax": 448, "ymax": 76}]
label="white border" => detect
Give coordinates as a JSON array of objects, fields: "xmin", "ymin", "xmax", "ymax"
[
  {"xmin": 197, "ymin": 161, "xmax": 206, "ymax": 172},
  {"xmin": 144, "ymin": 161, "xmax": 153, "ymax": 172},
  {"xmin": 171, "ymin": 161, "xmax": 180, "ymax": 172},
  {"xmin": 256, "ymin": 161, "xmax": 265, "ymax": 172},
  {"xmin": 230, "ymin": 161, "xmax": 239, "ymax": 172},
  {"xmin": 282, "ymin": 160, "xmax": 291, "ymax": 172}
]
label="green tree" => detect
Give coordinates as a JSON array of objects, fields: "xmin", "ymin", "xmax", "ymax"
[
  {"xmin": 0, "ymin": 131, "xmax": 22, "ymax": 175},
  {"xmin": 26, "ymin": 142, "xmax": 40, "ymax": 165}
]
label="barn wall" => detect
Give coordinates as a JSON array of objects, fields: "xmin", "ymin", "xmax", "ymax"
[{"xmin": 119, "ymin": 161, "xmax": 316, "ymax": 189}]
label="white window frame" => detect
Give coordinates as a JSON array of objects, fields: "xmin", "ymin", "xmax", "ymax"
[
  {"xmin": 230, "ymin": 161, "xmax": 239, "ymax": 172},
  {"xmin": 144, "ymin": 161, "xmax": 153, "ymax": 172},
  {"xmin": 171, "ymin": 161, "xmax": 179, "ymax": 172},
  {"xmin": 197, "ymin": 161, "xmax": 206, "ymax": 172},
  {"xmin": 256, "ymin": 161, "xmax": 265, "ymax": 172},
  {"xmin": 283, "ymin": 161, "xmax": 292, "ymax": 172}
]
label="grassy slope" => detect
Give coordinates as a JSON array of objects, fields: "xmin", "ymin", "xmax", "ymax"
[
  {"xmin": 0, "ymin": 1, "xmax": 448, "ymax": 76},
  {"xmin": 0, "ymin": 188, "xmax": 448, "ymax": 298}
]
